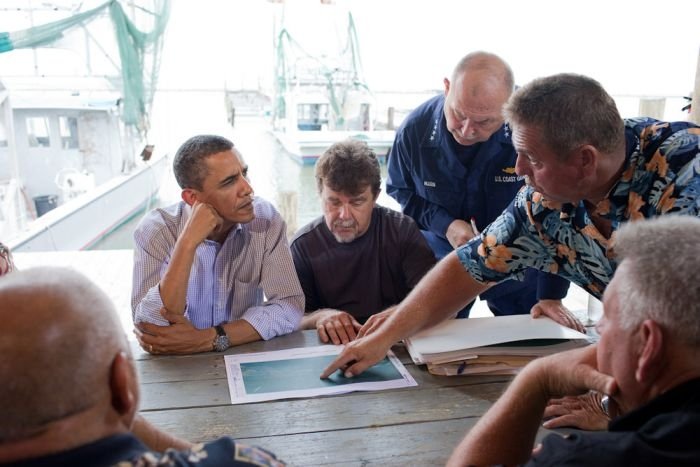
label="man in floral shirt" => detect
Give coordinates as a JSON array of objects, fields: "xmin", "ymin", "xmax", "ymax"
[
  {"xmin": 459, "ymin": 75, "xmax": 699, "ymax": 301},
  {"xmin": 322, "ymin": 73, "xmax": 699, "ymax": 380}
]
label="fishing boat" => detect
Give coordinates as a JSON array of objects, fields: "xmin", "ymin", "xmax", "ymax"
[
  {"xmin": 0, "ymin": 0, "xmax": 170, "ymax": 252},
  {"xmin": 270, "ymin": 1, "xmax": 395, "ymax": 165},
  {"xmin": 0, "ymin": 77, "xmax": 168, "ymax": 252}
]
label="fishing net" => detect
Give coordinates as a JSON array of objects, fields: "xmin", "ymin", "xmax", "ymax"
[{"xmin": 0, "ymin": 0, "xmax": 170, "ymax": 134}]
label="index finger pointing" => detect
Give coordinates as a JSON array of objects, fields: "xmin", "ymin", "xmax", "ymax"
[{"xmin": 320, "ymin": 350, "xmax": 355, "ymax": 379}]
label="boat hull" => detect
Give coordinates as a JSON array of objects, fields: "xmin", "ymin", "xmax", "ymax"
[
  {"xmin": 8, "ymin": 154, "xmax": 169, "ymax": 252},
  {"xmin": 272, "ymin": 129, "xmax": 395, "ymax": 165}
]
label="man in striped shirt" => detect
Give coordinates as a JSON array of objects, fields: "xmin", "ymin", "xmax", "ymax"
[{"xmin": 131, "ymin": 135, "xmax": 303, "ymax": 355}]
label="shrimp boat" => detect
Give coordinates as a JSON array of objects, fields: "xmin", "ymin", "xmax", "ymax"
[
  {"xmin": 0, "ymin": 77, "xmax": 168, "ymax": 251},
  {"xmin": 0, "ymin": 0, "xmax": 170, "ymax": 252},
  {"xmin": 270, "ymin": 1, "xmax": 395, "ymax": 165}
]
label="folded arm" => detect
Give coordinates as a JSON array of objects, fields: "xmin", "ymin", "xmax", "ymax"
[
  {"xmin": 132, "ymin": 203, "xmax": 219, "ymax": 325},
  {"xmin": 157, "ymin": 202, "xmax": 221, "ymax": 315},
  {"xmin": 135, "ymin": 308, "xmax": 261, "ymax": 354},
  {"xmin": 447, "ymin": 345, "xmax": 616, "ymax": 466}
]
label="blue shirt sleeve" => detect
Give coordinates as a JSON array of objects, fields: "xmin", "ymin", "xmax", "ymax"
[
  {"xmin": 536, "ymin": 271, "xmax": 570, "ymax": 300},
  {"xmin": 386, "ymin": 126, "xmax": 455, "ymax": 238}
]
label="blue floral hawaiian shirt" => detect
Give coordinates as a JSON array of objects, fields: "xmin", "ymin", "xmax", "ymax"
[{"xmin": 457, "ymin": 118, "xmax": 700, "ymax": 299}]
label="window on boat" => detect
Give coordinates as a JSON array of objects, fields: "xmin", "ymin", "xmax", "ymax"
[
  {"xmin": 26, "ymin": 117, "xmax": 50, "ymax": 148},
  {"xmin": 59, "ymin": 116, "xmax": 79, "ymax": 150},
  {"xmin": 297, "ymin": 103, "xmax": 329, "ymax": 131}
]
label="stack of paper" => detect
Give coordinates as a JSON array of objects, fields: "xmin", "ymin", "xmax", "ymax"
[
  {"xmin": 426, "ymin": 355, "xmax": 536, "ymax": 376},
  {"xmin": 404, "ymin": 315, "xmax": 590, "ymax": 375}
]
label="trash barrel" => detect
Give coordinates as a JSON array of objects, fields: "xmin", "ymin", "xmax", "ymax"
[{"xmin": 34, "ymin": 195, "xmax": 58, "ymax": 217}]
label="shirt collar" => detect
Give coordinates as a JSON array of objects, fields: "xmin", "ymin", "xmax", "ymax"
[
  {"xmin": 420, "ymin": 96, "xmax": 512, "ymax": 154},
  {"xmin": 609, "ymin": 377, "xmax": 700, "ymax": 432}
]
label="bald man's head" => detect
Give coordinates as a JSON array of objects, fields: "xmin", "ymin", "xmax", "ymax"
[
  {"xmin": 0, "ymin": 268, "xmax": 132, "ymax": 442},
  {"xmin": 452, "ymin": 51, "xmax": 514, "ymax": 95},
  {"xmin": 444, "ymin": 51, "xmax": 514, "ymax": 146}
]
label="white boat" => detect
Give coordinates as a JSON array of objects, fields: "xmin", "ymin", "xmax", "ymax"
[
  {"xmin": 0, "ymin": 0, "xmax": 170, "ymax": 252},
  {"xmin": 0, "ymin": 77, "xmax": 168, "ymax": 252},
  {"xmin": 270, "ymin": 2, "xmax": 395, "ymax": 165}
]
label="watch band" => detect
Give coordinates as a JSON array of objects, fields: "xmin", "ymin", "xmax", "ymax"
[{"xmin": 215, "ymin": 324, "xmax": 227, "ymax": 337}]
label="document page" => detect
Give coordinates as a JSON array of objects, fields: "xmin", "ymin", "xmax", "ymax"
[{"xmin": 224, "ymin": 345, "xmax": 417, "ymax": 404}]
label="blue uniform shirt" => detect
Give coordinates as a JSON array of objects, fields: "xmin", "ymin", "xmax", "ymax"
[{"xmin": 387, "ymin": 94, "xmax": 569, "ymax": 309}]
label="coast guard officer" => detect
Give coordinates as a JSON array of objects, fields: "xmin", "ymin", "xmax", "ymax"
[{"xmin": 386, "ymin": 51, "xmax": 573, "ymax": 324}]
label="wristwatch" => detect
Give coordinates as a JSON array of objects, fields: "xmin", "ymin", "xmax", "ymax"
[
  {"xmin": 212, "ymin": 324, "xmax": 230, "ymax": 352},
  {"xmin": 600, "ymin": 395, "xmax": 611, "ymax": 418}
]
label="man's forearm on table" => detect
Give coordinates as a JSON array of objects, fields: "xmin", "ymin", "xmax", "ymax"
[
  {"xmin": 222, "ymin": 319, "xmax": 263, "ymax": 347},
  {"xmin": 447, "ymin": 364, "xmax": 547, "ymax": 466},
  {"xmin": 384, "ymin": 253, "xmax": 487, "ymax": 342}
]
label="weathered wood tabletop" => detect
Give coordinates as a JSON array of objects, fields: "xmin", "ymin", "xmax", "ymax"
[{"xmin": 134, "ymin": 330, "xmax": 559, "ymax": 466}]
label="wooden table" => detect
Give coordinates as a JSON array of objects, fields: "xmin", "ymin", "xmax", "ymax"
[
  {"xmin": 13, "ymin": 251, "xmax": 581, "ymax": 465},
  {"xmin": 135, "ymin": 330, "xmax": 559, "ymax": 466}
]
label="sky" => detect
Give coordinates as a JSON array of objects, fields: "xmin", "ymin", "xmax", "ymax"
[
  {"xmin": 155, "ymin": 0, "xmax": 700, "ymax": 99},
  {"xmin": 1, "ymin": 0, "xmax": 698, "ymax": 98}
]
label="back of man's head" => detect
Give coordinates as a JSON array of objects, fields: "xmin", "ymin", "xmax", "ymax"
[
  {"xmin": 0, "ymin": 267, "xmax": 131, "ymax": 444},
  {"xmin": 503, "ymin": 73, "xmax": 624, "ymax": 159},
  {"xmin": 173, "ymin": 134, "xmax": 235, "ymax": 190},
  {"xmin": 613, "ymin": 216, "xmax": 700, "ymax": 347},
  {"xmin": 315, "ymin": 139, "xmax": 381, "ymax": 197}
]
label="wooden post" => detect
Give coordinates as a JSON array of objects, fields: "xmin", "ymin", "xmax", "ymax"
[
  {"xmin": 690, "ymin": 47, "xmax": 700, "ymax": 125},
  {"xmin": 277, "ymin": 190, "xmax": 298, "ymax": 239},
  {"xmin": 638, "ymin": 98, "xmax": 666, "ymax": 120}
]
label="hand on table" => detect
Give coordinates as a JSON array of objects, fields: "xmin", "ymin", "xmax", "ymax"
[
  {"xmin": 313, "ymin": 309, "xmax": 362, "ymax": 345},
  {"xmin": 531, "ymin": 299, "xmax": 586, "ymax": 333},
  {"xmin": 135, "ymin": 308, "xmax": 214, "ymax": 355},
  {"xmin": 543, "ymin": 391, "xmax": 611, "ymax": 430}
]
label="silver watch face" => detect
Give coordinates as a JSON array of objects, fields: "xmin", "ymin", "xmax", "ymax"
[{"xmin": 213, "ymin": 335, "xmax": 230, "ymax": 352}]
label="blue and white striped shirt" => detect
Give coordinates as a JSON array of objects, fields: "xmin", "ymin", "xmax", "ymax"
[{"xmin": 131, "ymin": 198, "xmax": 303, "ymax": 340}]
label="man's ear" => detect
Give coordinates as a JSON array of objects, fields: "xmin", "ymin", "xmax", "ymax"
[
  {"xmin": 373, "ymin": 188, "xmax": 381, "ymax": 204},
  {"xmin": 443, "ymin": 77, "xmax": 451, "ymax": 97},
  {"xmin": 181, "ymin": 189, "xmax": 197, "ymax": 206},
  {"xmin": 636, "ymin": 320, "xmax": 664, "ymax": 384},
  {"xmin": 577, "ymin": 145, "xmax": 598, "ymax": 178},
  {"xmin": 110, "ymin": 352, "xmax": 139, "ymax": 426}
]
